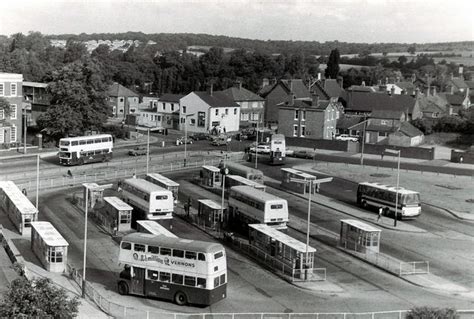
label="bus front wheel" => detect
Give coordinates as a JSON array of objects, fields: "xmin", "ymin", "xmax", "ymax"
[
  {"xmin": 118, "ymin": 281, "xmax": 129, "ymax": 295},
  {"xmin": 174, "ymin": 291, "xmax": 188, "ymax": 306}
]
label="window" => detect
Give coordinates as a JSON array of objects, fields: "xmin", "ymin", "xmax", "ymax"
[
  {"xmin": 225, "ymin": 108, "xmax": 229, "ymax": 115},
  {"xmin": 162, "ymin": 103, "xmax": 166, "ymax": 111},
  {"xmin": 185, "ymin": 251, "xmax": 197, "ymax": 259},
  {"xmin": 148, "ymin": 245, "xmax": 160, "ymax": 254},
  {"xmin": 270, "ymin": 204, "xmax": 283, "ymax": 209},
  {"xmin": 197, "ymin": 278, "xmax": 206, "ymax": 288},
  {"xmin": 234, "ymin": 108, "xmax": 237, "ymax": 115},
  {"xmin": 160, "ymin": 247, "xmax": 171, "ymax": 256},
  {"xmin": 134, "ymin": 244, "xmax": 145, "ymax": 252},
  {"xmin": 214, "ymin": 277, "xmax": 220, "ymax": 288},
  {"xmin": 185, "ymin": 276, "xmax": 196, "ymax": 286},
  {"xmin": 10, "ymin": 125, "xmax": 16, "ymax": 142},
  {"xmin": 214, "ymin": 251, "xmax": 224, "ymax": 259},
  {"xmin": 378, "ymin": 132, "xmax": 388, "ymax": 137},
  {"xmin": 198, "ymin": 253, "xmax": 206, "ymax": 261},
  {"xmin": 197, "ymin": 112, "xmax": 205, "ymax": 127},
  {"xmin": 10, "ymin": 104, "xmax": 17, "ymax": 120},
  {"xmin": 293, "ymin": 125, "xmax": 298, "ymax": 137},
  {"xmin": 381, "ymin": 120, "xmax": 389, "ymax": 125},
  {"xmin": 173, "ymin": 249, "xmax": 184, "ymax": 258},
  {"xmin": 147, "ymin": 270, "xmax": 158, "ymax": 280},
  {"xmin": 301, "ymin": 110, "xmax": 306, "ymax": 121},
  {"xmin": 300, "ymin": 125, "xmax": 306, "ymax": 137},
  {"xmin": 0, "ymin": 83, "xmax": 3, "ymax": 96},
  {"xmin": 48, "ymin": 247, "xmax": 63, "ymax": 263},
  {"xmin": 220, "ymin": 274, "xmax": 226, "ymax": 284},
  {"xmin": 0, "ymin": 109, "xmax": 3, "ymax": 120},
  {"xmin": 172, "ymin": 273, "xmax": 183, "ymax": 284},
  {"xmin": 171, "ymin": 103, "xmax": 175, "ymax": 111},
  {"xmin": 10, "ymin": 83, "xmax": 17, "ymax": 96},
  {"xmin": 182, "ymin": 106, "xmax": 186, "ymax": 114},
  {"xmin": 215, "ymin": 109, "xmax": 219, "ymax": 116},
  {"xmin": 121, "ymin": 242, "xmax": 132, "ymax": 250},
  {"xmin": 294, "ymin": 110, "xmax": 299, "ymax": 120},
  {"xmin": 120, "ymin": 212, "xmax": 131, "ymax": 224},
  {"xmin": 156, "ymin": 195, "xmax": 168, "ymax": 200},
  {"xmin": 120, "ymin": 98, "xmax": 124, "ymax": 102},
  {"xmin": 190, "ymin": 118, "xmax": 196, "ymax": 125},
  {"xmin": 159, "ymin": 272, "xmax": 170, "ymax": 282}
]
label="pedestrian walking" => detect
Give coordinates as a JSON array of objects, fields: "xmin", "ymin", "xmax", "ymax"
[
  {"xmin": 377, "ymin": 207, "xmax": 383, "ymax": 222},
  {"xmin": 67, "ymin": 169, "xmax": 73, "ymax": 178},
  {"xmin": 132, "ymin": 173, "xmax": 136, "ymax": 179},
  {"xmin": 381, "ymin": 152, "xmax": 384, "ymax": 160}
]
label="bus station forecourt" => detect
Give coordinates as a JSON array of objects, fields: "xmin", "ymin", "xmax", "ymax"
[{"xmin": 1, "ymin": 134, "xmax": 474, "ymax": 317}]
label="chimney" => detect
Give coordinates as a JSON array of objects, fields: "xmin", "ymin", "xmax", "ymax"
[
  {"xmin": 337, "ymin": 76, "xmax": 343, "ymax": 88},
  {"xmin": 317, "ymin": 73, "xmax": 321, "ymax": 81},
  {"xmin": 396, "ymin": 76, "xmax": 400, "ymax": 83},
  {"xmin": 289, "ymin": 94, "xmax": 295, "ymax": 106},
  {"xmin": 415, "ymin": 88, "xmax": 420, "ymax": 98},
  {"xmin": 432, "ymin": 86, "xmax": 437, "ymax": 96},
  {"xmin": 411, "ymin": 73, "xmax": 416, "ymax": 83},
  {"xmin": 208, "ymin": 83, "xmax": 214, "ymax": 96},
  {"xmin": 361, "ymin": 81, "xmax": 366, "ymax": 87},
  {"xmin": 234, "ymin": 81, "xmax": 242, "ymax": 90},
  {"xmin": 288, "ymin": 79, "xmax": 293, "ymax": 93},
  {"xmin": 385, "ymin": 77, "xmax": 388, "ymax": 84},
  {"xmin": 378, "ymin": 79, "xmax": 382, "ymax": 85},
  {"xmin": 390, "ymin": 86, "xmax": 395, "ymax": 96},
  {"xmin": 262, "ymin": 78, "xmax": 269, "ymax": 88},
  {"xmin": 450, "ymin": 73, "xmax": 454, "ymax": 80},
  {"xmin": 459, "ymin": 64, "xmax": 464, "ymax": 78},
  {"xmin": 311, "ymin": 93, "xmax": 319, "ymax": 106}
]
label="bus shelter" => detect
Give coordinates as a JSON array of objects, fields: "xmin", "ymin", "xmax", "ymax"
[
  {"xmin": 280, "ymin": 168, "xmax": 317, "ymax": 194},
  {"xmin": 200, "ymin": 166, "xmax": 221, "ymax": 188},
  {"xmin": 100, "ymin": 196, "xmax": 133, "ymax": 234},
  {"xmin": 339, "ymin": 219, "xmax": 381, "ymax": 254},
  {"xmin": 249, "ymin": 224, "xmax": 317, "ymax": 281},
  {"xmin": 0, "ymin": 181, "xmax": 38, "ymax": 237},
  {"xmin": 30, "ymin": 221, "xmax": 68, "ymax": 273},
  {"xmin": 83, "ymin": 183, "xmax": 104, "ymax": 210},
  {"xmin": 197, "ymin": 199, "xmax": 223, "ymax": 230}
]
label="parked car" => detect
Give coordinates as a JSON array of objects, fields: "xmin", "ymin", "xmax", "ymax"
[
  {"xmin": 211, "ymin": 138, "xmax": 228, "ymax": 146},
  {"xmin": 189, "ymin": 132, "xmax": 209, "ymax": 141},
  {"xmin": 335, "ymin": 134, "xmax": 359, "ymax": 142},
  {"xmin": 128, "ymin": 146, "xmax": 147, "ymax": 156},
  {"xmin": 177, "ymin": 137, "xmax": 193, "ymax": 145},
  {"xmin": 285, "ymin": 149, "xmax": 295, "ymax": 157},
  {"xmin": 250, "ymin": 144, "xmax": 271, "ymax": 154},
  {"xmin": 293, "ymin": 150, "xmax": 315, "ymax": 159}
]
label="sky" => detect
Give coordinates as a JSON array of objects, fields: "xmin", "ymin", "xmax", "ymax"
[{"xmin": 1, "ymin": 0, "xmax": 473, "ymax": 43}]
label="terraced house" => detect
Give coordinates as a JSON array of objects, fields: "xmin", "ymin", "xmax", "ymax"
[{"xmin": 0, "ymin": 72, "xmax": 23, "ymax": 148}]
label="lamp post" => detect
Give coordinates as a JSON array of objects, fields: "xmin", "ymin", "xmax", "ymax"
[
  {"xmin": 23, "ymin": 108, "xmax": 27, "ymax": 154},
  {"xmin": 183, "ymin": 113, "xmax": 195, "ymax": 167},
  {"xmin": 146, "ymin": 128, "xmax": 150, "ymax": 174},
  {"xmin": 385, "ymin": 149, "xmax": 401, "ymax": 227},
  {"xmin": 81, "ymin": 183, "xmax": 90, "ymax": 298},
  {"xmin": 255, "ymin": 120, "xmax": 258, "ymax": 169},
  {"xmin": 36, "ymin": 154, "xmax": 39, "ymax": 208},
  {"xmin": 220, "ymin": 167, "xmax": 229, "ymax": 229},
  {"xmin": 360, "ymin": 115, "xmax": 368, "ymax": 165}
]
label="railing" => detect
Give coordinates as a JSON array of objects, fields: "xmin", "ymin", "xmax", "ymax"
[{"xmin": 399, "ymin": 261, "xmax": 430, "ymax": 275}]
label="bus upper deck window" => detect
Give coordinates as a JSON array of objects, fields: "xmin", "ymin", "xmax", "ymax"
[
  {"xmin": 185, "ymin": 251, "xmax": 197, "ymax": 260},
  {"xmin": 173, "ymin": 249, "xmax": 184, "ymax": 258},
  {"xmin": 101, "ymin": 137, "xmax": 108, "ymax": 142},
  {"xmin": 72, "ymin": 141, "xmax": 78, "ymax": 146},
  {"xmin": 160, "ymin": 247, "xmax": 171, "ymax": 256},
  {"xmin": 121, "ymin": 242, "xmax": 132, "ymax": 250},
  {"xmin": 60, "ymin": 141, "xmax": 70, "ymax": 146},
  {"xmin": 79, "ymin": 140, "xmax": 86, "ymax": 145},
  {"xmin": 198, "ymin": 253, "xmax": 206, "ymax": 261},
  {"xmin": 156, "ymin": 195, "xmax": 168, "ymax": 200},
  {"xmin": 214, "ymin": 251, "xmax": 224, "ymax": 259}
]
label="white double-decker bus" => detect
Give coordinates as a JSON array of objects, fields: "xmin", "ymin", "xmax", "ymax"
[
  {"xmin": 121, "ymin": 178, "xmax": 173, "ymax": 227},
  {"xmin": 117, "ymin": 232, "xmax": 227, "ymax": 306},
  {"xmin": 145, "ymin": 173, "xmax": 179, "ymax": 204},
  {"xmin": 357, "ymin": 182, "xmax": 421, "ymax": 219},
  {"xmin": 58, "ymin": 134, "xmax": 113, "ymax": 165},
  {"xmin": 228, "ymin": 185, "xmax": 288, "ymax": 231}
]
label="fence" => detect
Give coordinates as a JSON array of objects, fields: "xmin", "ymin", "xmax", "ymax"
[{"xmin": 399, "ymin": 261, "xmax": 430, "ymax": 275}]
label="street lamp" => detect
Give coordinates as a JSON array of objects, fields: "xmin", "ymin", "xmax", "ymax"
[
  {"xmin": 183, "ymin": 113, "xmax": 195, "ymax": 167},
  {"xmin": 146, "ymin": 128, "xmax": 150, "ymax": 174},
  {"xmin": 360, "ymin": 115, "xmax": 368, "ymax": 165},
  {"xmin": 220, "ymin": 167, "xmax": 229, "ymax": 228},
  {"xmin": 23, "ymin": 107, "xmax": 27, "ymax": 154},
  {"xmin": 255, "ymin": 120, "xmax": 259, "ymax": 169},
  {"xmin": 81, "ymin": 183, "xmax": 91, "ymax": 298},
  {"xmin": 385, "ymin": 149, "xmax": 401, "ymax": 227}
]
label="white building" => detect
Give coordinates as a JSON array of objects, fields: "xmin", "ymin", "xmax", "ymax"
[{"xmin": 179, "ymin": 90, "xmax": 240, "ymax": 134}]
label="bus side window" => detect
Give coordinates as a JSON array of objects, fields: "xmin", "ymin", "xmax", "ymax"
[
  {"xmin": 148, "ymin": 246, "xmax": 159, "ymax": 254},
  {"xmin": 159, "ymin": 272, "xmax": 170, "ymax": 282},
  {"xmin": 173, "ymin": 249, "xmax": 184, "ymax": 258},
  {"xmin": 214, "ymin": 276, "xmax": 220, "ymax": 288},
  {"xmin": 121, "ymin": 242, "xmax": 132, "ymax": 250},
  {"xmin": 198, "ymin": 253, "xmax": 206, "ymax": 261},
  {"xmin": 172, "ymin": 273, "xmax": 183, "ymax": 284},
  {"xmin": 134, "ymin": 244, "xmax": 145, "ymax": 252},
  {"xmin": 147, "ymin": 269, "xmax": 158, "ymax": 280},
  {"xmin": 160, "ymin": 247, "xmax": 171, "ymax": 256},
  {"xmin": 197, "ymin": 277, "xmax": 206, "ymax": 288},
  {"xmin": 72, "ymin": 141, "xmax": 78, "ymax": 146},
  {"xmin": 184, "ymin": 276, "xmax": 196, "ymax": 287},
  {"xmin": 185, "ymin": 251, "xmax": 197, "ymax": 260},
  {"xmin": 102, "ymin": 137, "xmax": 108, "ymax": 142},
  {"xmin": 220, "ymin": 274, "xmax": 226, "ymax": 284},
  {"xmin": 80, "ymin": 140, "xmax": 86, "ymax": 145}
]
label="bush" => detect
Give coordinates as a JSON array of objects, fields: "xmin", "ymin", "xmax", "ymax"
[
  {"xmin": 405, "ymin": 306, "xmax": 458, "ymax": 319},
  {"xmin": 411, "ymin": 118, "xmax": 434, "ymax": 135},
  {"xmin": 433, "ymin": 116, "xmax": 466, "ymax": 133},
  {"xmin": 104, "ymin": 125, "xmax": 128, "ymax": 139}
]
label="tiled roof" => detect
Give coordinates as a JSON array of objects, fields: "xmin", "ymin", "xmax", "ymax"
[
  {"xmin": 258, "ymin": 84, "xmax": 274, "ymax": 96},
  {"xmin": 221, "ymin": 86, "xmax": 264, "ymax": 102},
  {"xmin": 366, "ymin": 124, "xmax": 397, "ymax": 133},
  {"xmin": 441, "ymin": 93, "xmax": 467, "ymax": 106},
  {"xmin": 280, "ymin": 79, "xmax": 311, "ymax": 98},
  {"xmin": 108, "ymin": 83, "xmax": 138, "ymax": 97},
  {"xmin": 395, "ymin": 81, "xmax": 415, "ymax": 90},
  {"xmin": 324, "ymin": 79, "xmax": 344, "ymax": 98},
  {"xmin": 398, "ymin": 121, "xmax": 423, "ymax": 137},
  {"xmin": 347, "ymin": 86, "xmax": 377, "ymax": 93},
  {"xmin": 465, "ymin": 81, "xmax": 474, "ymax": 89},
  {"xmin": 159, "ymin": 93, "xmax": 184, "ymax": 103},
  {"xmin": 344, "ymin": 91, "xmax": 417, "ymax": 113},
  {"xmin": 193, "ymin": 91, "xmax": 239, "ymax": 108},
  {"xmin": 371, "ymin": 109, "xmax": 404, "ymax": 119},
  {"xmin": 418, "ymin": 95, "xmax": 449, "ymax": 113},
  {"xmin": 336, "ymin": 116, "xmax": 364, "ymax": 129},
  {"xmin": 447, "ymin": 78, "xmax": 469, "ymax": 89},
  {"xmin": 311, "ymin": 81, "xmax": 330, "ymax": 100}
]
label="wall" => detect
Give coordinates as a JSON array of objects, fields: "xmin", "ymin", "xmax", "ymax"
[
  {"xmin": 362, "ymin": 144, "xmax": 435, "ymax": 160},
  {"xmin": 286, "ymin": 137, "xmax": 351, "ymax": 151},
  {"xmin": 265, "ymin": 85, "xmax": 288, "ymax": 123},
  {"xmin": 209, "ymin": 106, "xmax": 240, "ymax": 133}
]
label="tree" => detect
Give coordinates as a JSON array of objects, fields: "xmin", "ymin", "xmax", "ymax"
[
  {"xmin": 407, "ymin": 45, "xmax": 417, "ymax": 55},
  {"xmin": 325, "ymin": 48, "xmax": 340, "ymax": 79},
  {"xmin": 37, "ymin": 59, "xmax": 110, "ymax": 140},
  {"xmin": 405, "ymin": 306, "xmax": 457, "ymax": 319},
  {"xmin": 0, "ymin": 97, "xmax": 11, "ymax": 119},
  {"xmin": 0, "ymin": 277, "xmax": 79, "ymax": 318}
]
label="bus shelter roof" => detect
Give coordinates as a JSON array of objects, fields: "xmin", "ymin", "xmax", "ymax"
[
  {"xmin": 198, "ymin": 199, "xmax": 222, "ymax": 210},
  {"xmin": 31, "ymin": 221, "xmax": 69, "ymax": 247},
  {"xmin": 0, "ymin": 181, "xmax": 38, "ymax": 215},
  {"xmin": 202, "ymin": 165, "xmax": 220, "ymax": 172},
  {"xmin": 281, "ymin": 168, "xmax": 316, "ymax": 180},
  {"xmin": 249, "ymin": 224, "xmax": 316, "ymax": 253},
  {"xmin": 340, "ymin": 219, "xmax": 382, "ymax": 232},
  {"xmin": 104, "ymin": 196, "xmax": 133, "ymax": 211}
]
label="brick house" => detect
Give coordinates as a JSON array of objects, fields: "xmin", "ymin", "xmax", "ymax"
[
  {"xmin": 23, "ymin": 81, "xmax": 50, "ymax": 127},
  {"xmin": 278, "ymin": 99, "xmax": 339, "ymax": 140},
  {"xmin": 221, "ymin": 83, "xmax": 264, "ymax": 128},
  {"xmin": 0, "ymin": 72, "xmax": 23, "ymax": 147},
  {"xmin": 157, "ymin": 93, "xmax": 183, "ymax": 129},
  {"xmin": 179, "ymin": 90, "xmax": 240, "ymax": 134},
  {"xmin": 259, "ymin": 79, "xmax": 311, "ymax": 124},
  {"xmin": 107, "ymin": 83, "xmax": 139, "ymax": 118}
]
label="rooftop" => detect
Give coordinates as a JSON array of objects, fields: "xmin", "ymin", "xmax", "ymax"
[
  {"xmin": 108, "ymin": 83, "xmax": 138, "ymax": 97},
  {"xmin": 221, "ymin": 86, "xmax": 264, "ymax": 102},
  {"xmin": 192, "ymin": 91, "xmax": 239, "ymax": 108}
]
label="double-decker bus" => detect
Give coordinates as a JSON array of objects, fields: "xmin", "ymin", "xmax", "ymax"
[
  {"xmin": 145, "ymin": 173, "xmax": 179, "ymax": 204},
  {"xmin": 117, "ymin": 232, "xmax": 227, "ymax": 306},
  {"xmin": 121, "ymin": 178, "xmax": 173, "ymax": 227},
  {"xmin": 357, "ymin": 182, "xmax": 421, "ymax": 219},
  {"xmin": 228, "ymin": 185, "xmax": 288, "ymax": 231},
  {"xmin": 0, "ymin": 181, "xmax": 38, "ymax": 236},
  {"xmin": 269, "ymin": 134, "xmax": 286, "ymax": 165},
  {"xmin": 225, "ymin": 175, "xmax": 266, "ymax": 192},
  {"xmin": 225, "ymin": 162, "xmax": 264, "ymax": 184},
  {"xmin": 58, "ymin": 134, "xmax": 113, "ymax": 165}
]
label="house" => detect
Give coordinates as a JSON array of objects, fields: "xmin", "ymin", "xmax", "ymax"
[
  {"xmin": 341, "ymin": 91, "xmax": 422, "ymax": 120},
  {"xmin": 439, "ymin": 92, "xmax": 470, "ymax": 115},
  {"xmin": 336, "ymin": 115, "xmax": 364, "ymax": 136},
  {"xmin": 107, "ymin": 83, "xmax": 139, "ymax": 118},
  {"xmin": 157, "ymin": 93, "xmax": 183, "ymax": 129},
  {"xmin": 418, "ymin": 94, "xmax": 451, "ymax": 119},
  {"xmin": 0, "ymin": 72, "xmax": 23, "ymax": 147},
  {"xmin": 445, "ymin": 78, "xmax": 469, "ymax": 95},
  {"xmin": 465, "ymin": 80, "xmax": 474, "ymax": 106},
  {"xmin": 179, "ymin": 89, "xmax": 240, "ymax": 134},
  {"xmin": 278, "ymin": 99, "xmax": 339, "ymax": 140},
  {"xmin": 137, "ymin": 108, "xmax": 161, "ymax": 128},
  {"xmin": 384, "ymin": 82, "xmax": 416, "ymax": 96},
  {"xmin": 259, "ymin": 79, "xmax": 311, "ymax": 124},
  {"xmin": 221, "ymin": 82, "xmax": 264, "ymax": 128},
  {"xmin": 23, "ymin": 81, "xmax": 51, "ymax": 127},
  {"xmin": 363, "ymin": 109, "xmax": 423, "ymax": 146}
]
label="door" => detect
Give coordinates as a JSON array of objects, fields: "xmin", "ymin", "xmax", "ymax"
[{"xmin": 131, "ymin": 267, "xmax": 146, "ymax": 295}]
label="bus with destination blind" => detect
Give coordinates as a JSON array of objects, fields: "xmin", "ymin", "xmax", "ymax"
[
  {"xmin": 145, "ymin": 173, "xmax": 179, "ymax": 204},
  {"xmin": 136, "ymin": 220, "xmax": 178, "ymax": 238},
  {"xmin": 58, "ymin": 134, "xmax": 113, "ymax": 165},
  {"xmin": 225, "ymin": 162, "xmax": 264, "ymax": 184},
  {"xmin": 117, "ymin": 232, "xmax": 227, "ymax": 306},
  {"xmin": 269, "ymin": 134, "xmax": 286, "ymax": 165},
  {"xmin": 228, "ymin": 185, "xmax": 288, "ymax": 231},
  {"xmin": 357, "ymin": 182, "xmax": 421, "ymax": 219},
  {"xmin": 0, "ymin": 181, "xmax": 38, "ymax": 236},
  {"xmin": 121, "ymin": 178, "xmax": 174, "ymax": 227},
  {"xmin": 225, "ymin": 175, "xmax": 266, "ymax": 192}
]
